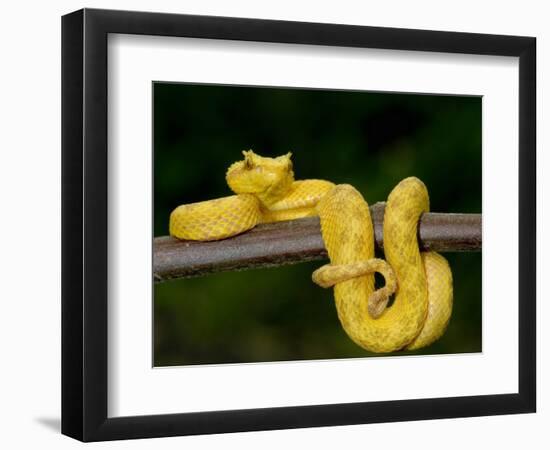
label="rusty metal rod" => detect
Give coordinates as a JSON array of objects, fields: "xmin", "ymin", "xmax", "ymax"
[{"xmin": 153, "ymin": 203, "xmax": 481, "ymax": 283}]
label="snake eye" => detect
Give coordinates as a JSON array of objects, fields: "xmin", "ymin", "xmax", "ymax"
[{"xmin": 243, "ymin": 150, "xmax": 255, "ymax": 169}]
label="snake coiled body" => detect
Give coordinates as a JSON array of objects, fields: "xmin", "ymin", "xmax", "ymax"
[{"xmin": 170, "ymin": 151, "xmax": 453, "ymax": 352}]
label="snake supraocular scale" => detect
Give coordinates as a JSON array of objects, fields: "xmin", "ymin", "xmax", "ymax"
[{"xmin": 169, "ymin": 150, "xmax": 453, "ymax": 352}]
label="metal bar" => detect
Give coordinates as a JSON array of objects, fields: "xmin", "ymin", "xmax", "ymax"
[{"xmin": 153, "ymin": 203, "xmax": 481, "ymax": 282}]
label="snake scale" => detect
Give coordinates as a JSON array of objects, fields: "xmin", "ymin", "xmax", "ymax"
[{"xmin": 169, "ymin": 151, "xmax": 453, "ymax": 352}]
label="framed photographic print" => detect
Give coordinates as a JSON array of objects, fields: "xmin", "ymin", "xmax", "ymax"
[{"xmin": 61, "ymin": 8, "xmax": 536, "ymax": 442}]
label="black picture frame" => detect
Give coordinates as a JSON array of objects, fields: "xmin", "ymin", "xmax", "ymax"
[{"xmin": 62, "ymin": 8, "xmax": 536, "ymax": 442}]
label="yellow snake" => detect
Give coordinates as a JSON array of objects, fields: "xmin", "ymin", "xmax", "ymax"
[{"xmin": 169, "ymin": 151, "xmax": 453, "ymax": 353}]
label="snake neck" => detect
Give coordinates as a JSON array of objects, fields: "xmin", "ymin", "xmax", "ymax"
[{"xmin": 254, "ymin": 176, "xmax": 294, "ymax": 208}]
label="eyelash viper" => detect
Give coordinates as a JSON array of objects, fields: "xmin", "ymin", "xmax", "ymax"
[{"xmin": 169, "ymin": 150, "xmax": 453, "ymax": 353}]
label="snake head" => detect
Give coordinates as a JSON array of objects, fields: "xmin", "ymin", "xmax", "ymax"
[{"xmin": 226, "ymin": 150, "xmax": 294, "ymax": 205}]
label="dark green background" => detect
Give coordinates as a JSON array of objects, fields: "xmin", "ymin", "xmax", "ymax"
[{"xmin": 154, "ymin": 82, "xmax": 482, "ymax": 367}]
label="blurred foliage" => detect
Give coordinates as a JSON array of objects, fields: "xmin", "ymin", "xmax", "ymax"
[{"xmin": 154, "ymin": 82, "xmax": 481, "ymax": 366}]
